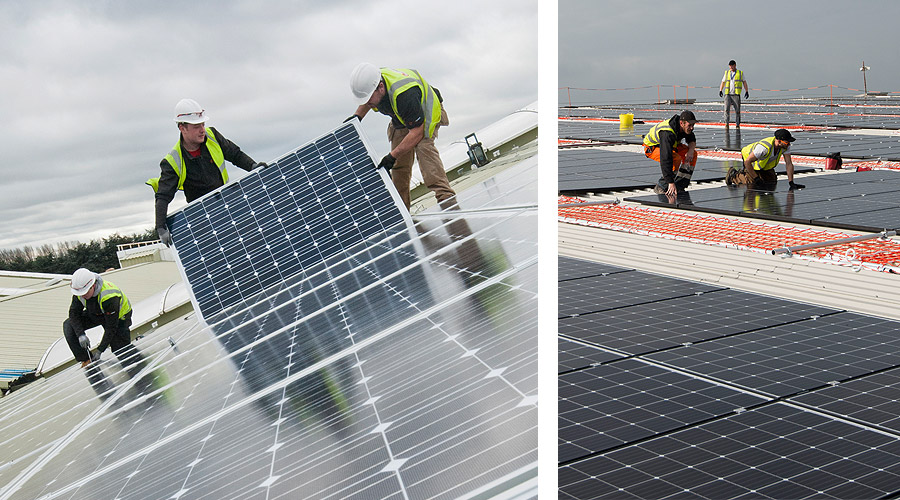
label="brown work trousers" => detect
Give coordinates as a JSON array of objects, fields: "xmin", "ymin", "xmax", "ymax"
[
  {"xmin": 387, "ymin": 107, "xmax": 455, "ymax": 209},
  {"xmin": 733, "ymin": 167, "xmax": 777, "ymax": 189}
]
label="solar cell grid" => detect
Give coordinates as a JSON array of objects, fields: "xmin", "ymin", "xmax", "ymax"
[
  {"xmin": 645, "ymin": 311, "xmax": 900, "ymax": 397},
  {"xmin": 168, "ymin": 122, "xmax": 406, "ymax": 320},
  {"xmin": 558, "ymin": 289, "xmax": 840, "ymax": 356},
  {"xmin": 790, "ymin": 368, "xmax": 900, "ymax": 433},
  {"xmin": 559, "ymin": 402, "xmax": 900, "ymax": 499},
  {"xmin": 558, "ymin": 358, "xmax": 768, "ymax": 464},
  {"xmin": 558, "ymin": 271, "xmax": 724, "ymax": 318},
  {"xmin": 557, "ymin": 337, "xmax": 622, "ymax": 373},
  {"xmin": 558, "ymin": 256, "xmax": 629, "ymax": 281}
]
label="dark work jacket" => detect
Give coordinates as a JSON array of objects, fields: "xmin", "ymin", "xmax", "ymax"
[
  {"xmin": 155, "ymin": 127, "xmax": 256, "ymax": 203},
  {"xmin": 154, "ymin": 127, "xmax": 257, "ymax": 229},
  {"xmin": 68, "ymin": 294, "xmax": 132, "ymax": 353},
  {"xmin": 657, "ymin": 115, "xmax": 697, "ymax": 184}
]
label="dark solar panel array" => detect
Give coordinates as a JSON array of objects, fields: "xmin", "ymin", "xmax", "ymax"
[
  {"xmin": 558, "ymin": 255, "xmax": 630, "ymax": 281},
  {"xmin": 557, "ymin": 255, "xmax": 900, "ymax": 498},
  {"xmin": 561, "ymin": 99, "xmax": 900, "ymax": 129},
  {"xmin": 559, "ymin": 147, "xmax": 771, "ymax": 193},
  {"xmin": 561, "ymin": 403, "xmax": 900, "ymax": 500},
  {"xmin": 626, "ymin": 169, "xmax": 900, "ymax": 232},
  {"xmin": 560, "ymin": 119, "xmax": 900, "ymax": 160},
  {"xmin": 558, "ymin": 270, "xmax": 724, "ymax": 318}
]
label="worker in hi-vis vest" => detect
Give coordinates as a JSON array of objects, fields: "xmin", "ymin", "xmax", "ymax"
[
  {"xmin": 64, "ymin": 268, "xmax": 135, "ymax": 368},
  {"xmin": 147, "ymin": 99, "xmax": 266, "ymax": 246},
  {"xmin": 643, "ymin": 111, "xmax": 699, "ymax": 196},
  {"xmin": 347, "ymin": 63, "xmax": 455, "ymax": 210},
  {"xmin": 719, "ymin": 60, "xmax": 749, "ymax": 128},
  {"xmin": 726, "ymin": 129, "xmax": 805, "ymax": 190}
]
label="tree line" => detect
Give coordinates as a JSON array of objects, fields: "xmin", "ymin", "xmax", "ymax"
[{"xmin": 0, "ymin": 230, "xmax": 158, "ymax": 275}]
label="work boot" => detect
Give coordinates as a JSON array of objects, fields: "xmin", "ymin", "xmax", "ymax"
[
  {"xmin": 653, "ymin": 184, "xmax": 665, "ymax": 194},
  {"xmin": 725, "ymin": 168, "xmax": 738, "ymax": 186}
]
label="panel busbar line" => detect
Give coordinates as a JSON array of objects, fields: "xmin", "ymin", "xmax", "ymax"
[{"xmin": 167, "ymin": 122, "xmax": 408, "ymax": 320}]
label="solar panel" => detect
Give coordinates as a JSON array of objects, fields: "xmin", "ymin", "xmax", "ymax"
[
  {"xmin": 790, "ymin": 368, "xmax": 900, "ymax": 433},
  {"xmin": 558, "ymin": 358, "xmax": 768, "ymax": 464},
  {"xmin": 558, "ymin": 146, "xmax": 807, "ymax": 193},
  {"xmin": 560, "ymin": 402, "xmax": 900, "ymax": 499},
  {"xmin": 558, "ymin": 270, "xmax": 724, "ymax": 318},
  {"xmin": 559, "ymin": 289, "xmax": 840, "ymax": 356},
  {"xmin": 645, "ymin": 311, "xmax": 900, "ymax": 397},
  {"xmin": 558, "ymin": 256, "xmax": 629, "ymax": 281},
  {"xmin": 557, "ymin": 337, "xmax": 622, "ymax": 373},
  {"xmin": 626, "ymin": 169, "xmax": 900, "ymax": 232},
  {"xmin": 167, "ymin": 122, "xmax": 408, "ymax": 321}
]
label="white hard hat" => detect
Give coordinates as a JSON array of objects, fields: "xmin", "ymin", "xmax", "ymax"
[
  {"xmin": 71, "ymin": 268, "xmax": 97, "ymax": 296},
  {"xmin": 174, "ymin": 98, "xmax": 208, "ymax": 124},
  {"xmin": 350, "ymin": 63, "xmax": 382, "ymax": 105}
]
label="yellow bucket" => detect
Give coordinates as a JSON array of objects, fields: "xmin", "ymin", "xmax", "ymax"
[{"xmin": 619, "ymin": 113, "xmax": 634, "ymax": 127}]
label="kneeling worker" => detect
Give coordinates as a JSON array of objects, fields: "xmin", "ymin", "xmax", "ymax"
[
  {"xmin": 727, "ymin": 129, "xmax": 805, "ymax": 190},
  {"xmin": 644, "ymin": 111, "xmax": 699, "ymax": 195},
  {"xmin": 63, "ymin": 268, "xmax": 133, "ymax": 368}
]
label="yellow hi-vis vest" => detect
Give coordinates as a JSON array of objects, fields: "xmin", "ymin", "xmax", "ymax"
[
  {"xmin": 742, "ymin": 137, "xmax": 783, "ymax": 171},
  {"xmin": 78, "ymin": 278, "xmax": 132, "ymax": 320},
  {"xmin": 145, "ymin": 128, "xmax": 226, "ymax": 192},
  {"xmin": 643, "ymin": 120, "xmax": 676, "ymax": 148},
  {"xmin": 374, "ymin": 68, "xmax": 443, "ymax": 138},
  {"xmin": 725, "ymin": 69, "xmax": 744, "ymax": 94}
]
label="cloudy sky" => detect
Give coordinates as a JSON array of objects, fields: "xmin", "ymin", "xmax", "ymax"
[
  {"xmin": 560, "ymin": 0, "xmax": 900, "ymax": 105},
  {"xmin": 0, "ymin": 0, "xmax": 537, "ymax": 250}
]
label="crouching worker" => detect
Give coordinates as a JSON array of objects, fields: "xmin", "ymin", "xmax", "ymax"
[
  {"xmin": 63, "ymin": 268, "xmax": 134, "ymax": 368},
  {"xmin": 644, "ymin": 111, "xmax": 699, "ymax": 195}
]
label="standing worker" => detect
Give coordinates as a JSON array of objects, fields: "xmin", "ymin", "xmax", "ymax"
[
  {"xmin": 147, "ymin": 98, "xmax": 266, "ymax": 246},
  {"xmin": 643, "ymin": 111, "xmax": 699, "ymax": 196},
  {"xmin": 719, "ymin": 60, "xmax": 749, "ymax": 129},
  {"xmin": 63, "ymin": 269, "xmax": 134, "ymax": 368},
  {"xmin": 347, "ymin": 63, "xmax": 456, "ymax": 210},
  {"xmin": 726, "ymin": 129, "xmax": 805, "ymax": 190}
]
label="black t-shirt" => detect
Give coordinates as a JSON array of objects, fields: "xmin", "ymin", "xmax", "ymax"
[{"xmin": 375, "ymin": 86, "xmax": 442, "ymax": 130}]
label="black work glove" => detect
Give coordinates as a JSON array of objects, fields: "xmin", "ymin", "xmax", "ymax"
[
  {"xmin": 744, "ymin": 91, "xmax": 749, "ymax": 99},
  {"xmin": 719, "ymin": 90, "xmax": 724, "ymax": 98},
  {"xmin": 377, "ymin": 153, "xmax": 396, "ymax": 171},
  {"xmin": 789, "ymin": 181, "xmax": 805, "ymax": 190},
  {"xmin": 253, "ymin": 162, "xmax": 268, "ymax": 170},
  {"xmin": 158, "ymin": 227, "xmax": 173, "ymax": 247},
  {"xmin": 343, "ymin": 115, "xmax": 362, "ymax": 123}
]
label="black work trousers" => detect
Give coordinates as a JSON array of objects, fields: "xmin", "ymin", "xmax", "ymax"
[{"xmin": 63, "ymin": 313, "xmax": 132, "ymax": 363}]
